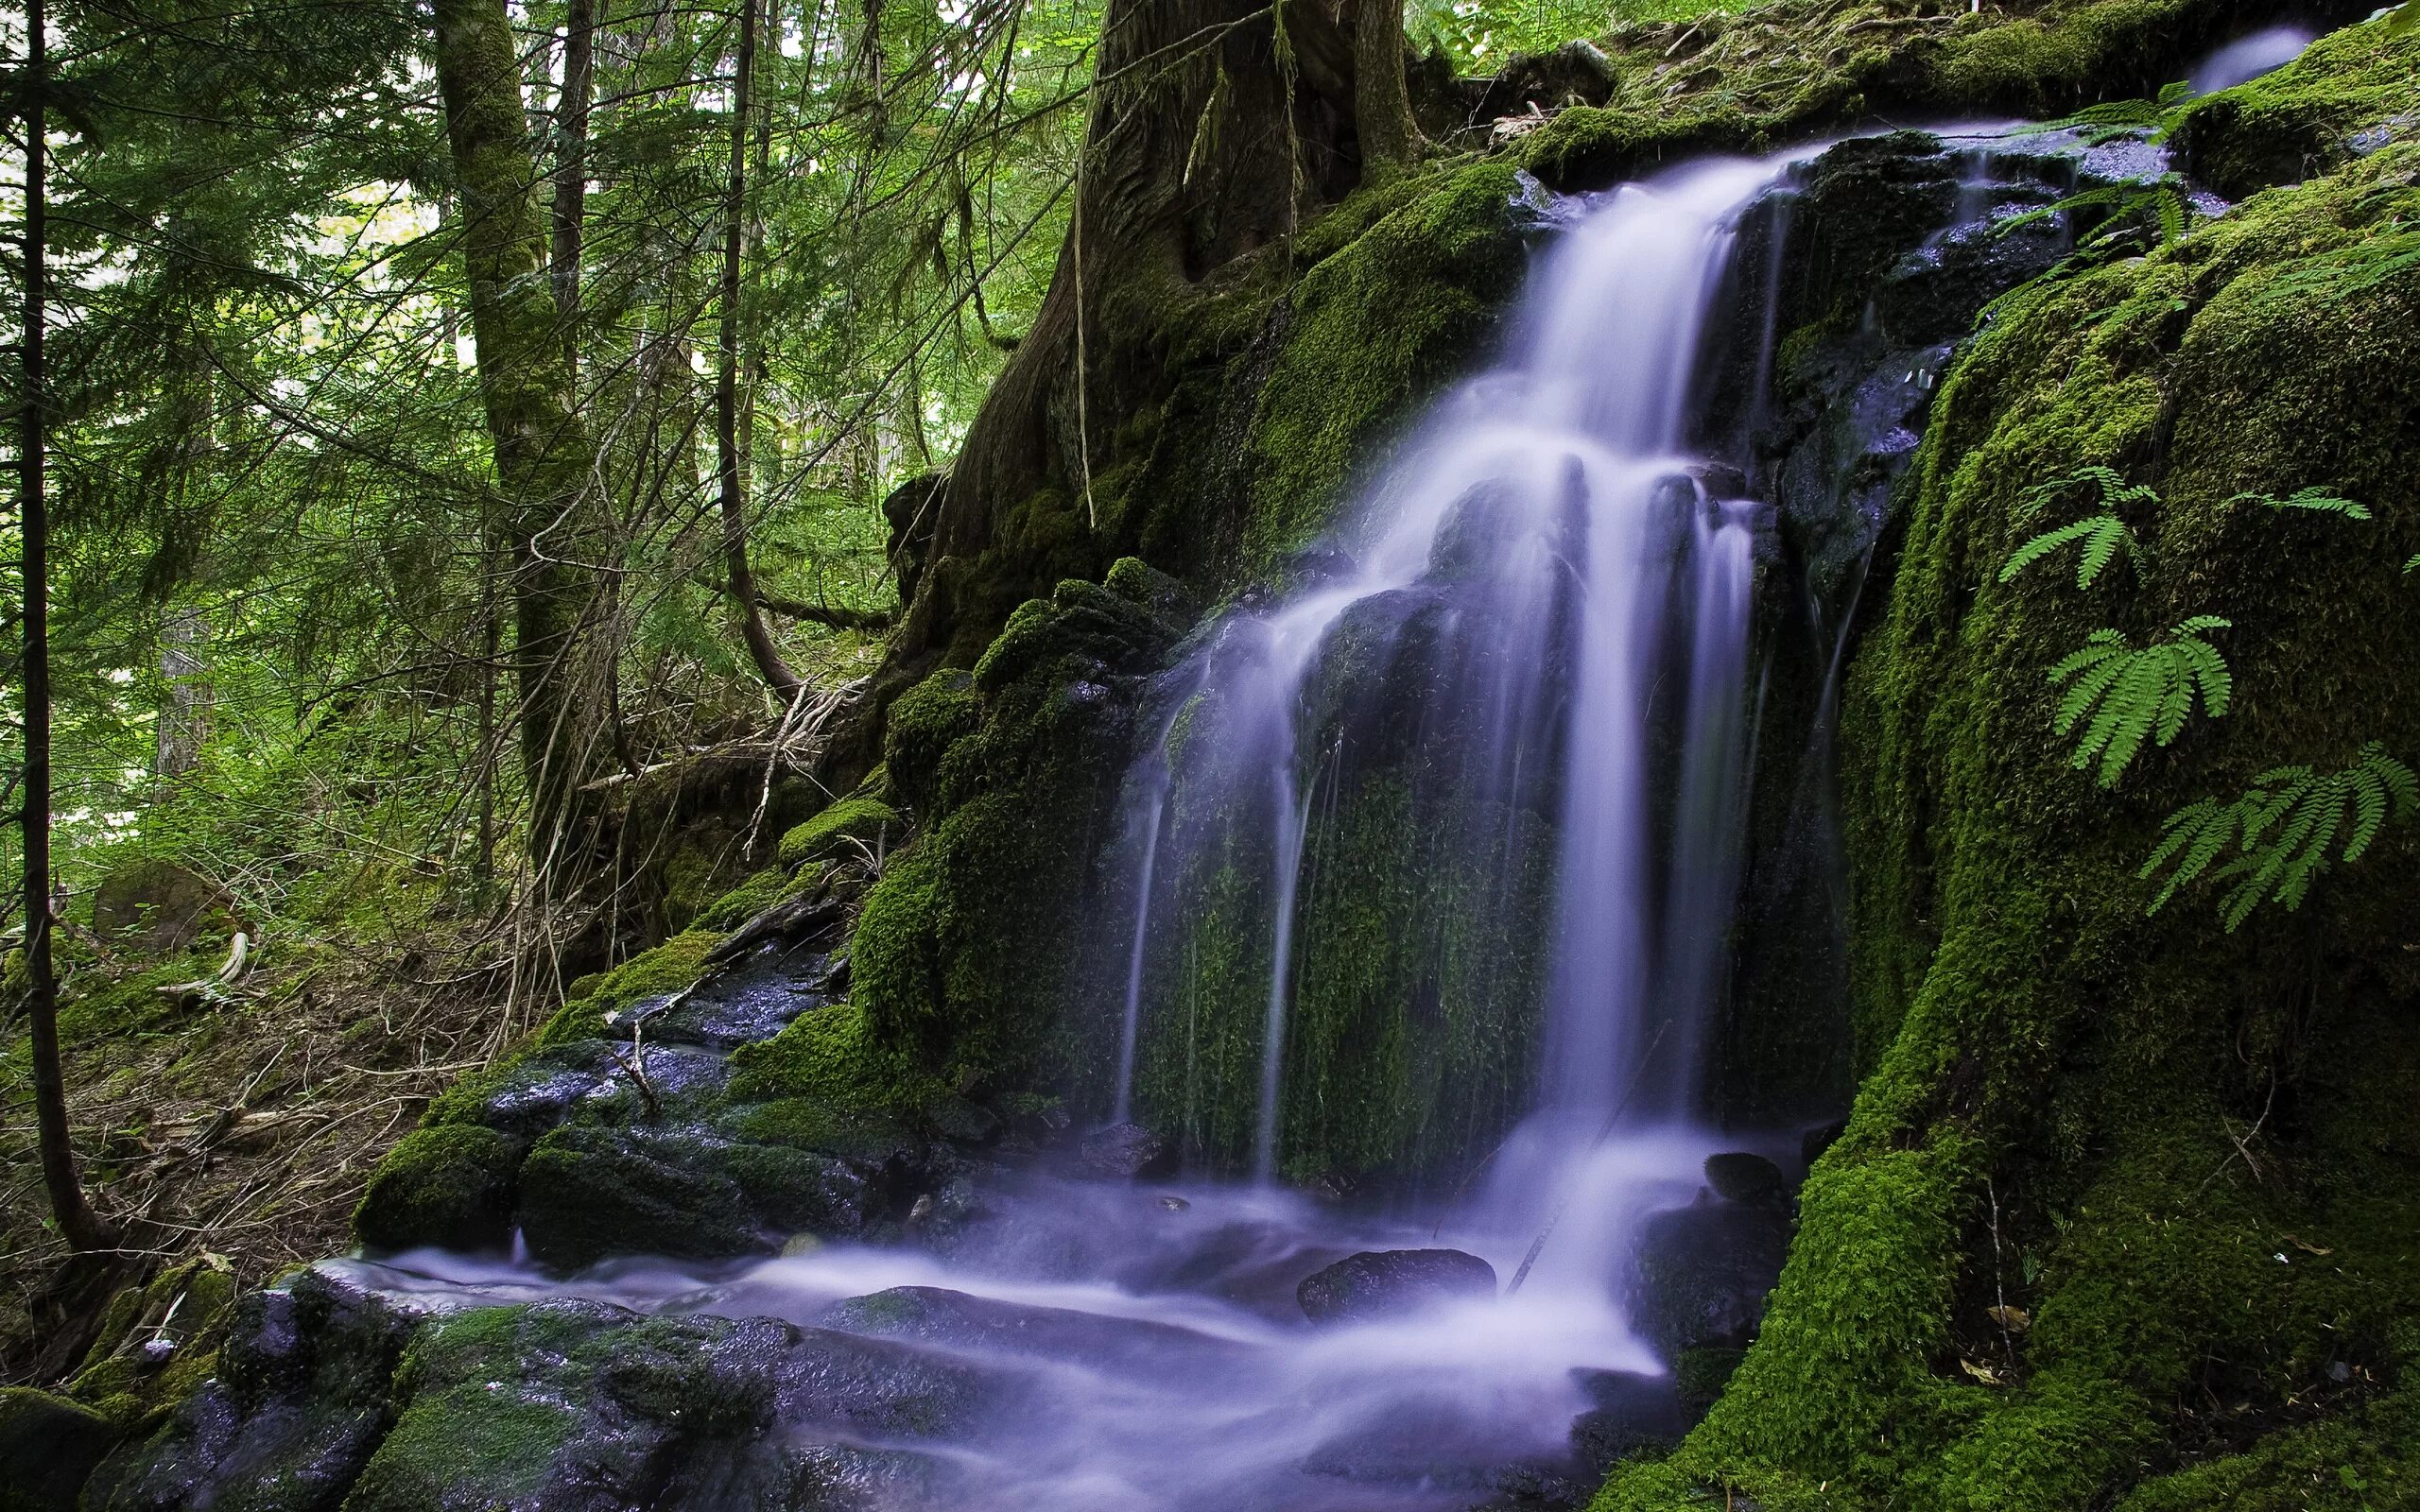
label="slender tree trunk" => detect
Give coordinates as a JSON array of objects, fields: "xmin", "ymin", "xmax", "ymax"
[
  {"xmin": 552, "ymin": 0, "xmax": 596, "ymax": 371},
  {"xmin": 717, "ymin": 0, "xmax": 803, "ymax": 697},
  {"xmin": 18, "ymin": 0, "xmax": 112, "ymax": 1255},
  {"xmin": 1354, "ymin": 0, "xmax": 1422, "ymax": 182},
  {"xmin": 432, "ymin": 0, "xmax": 607, "ymax": 855}
]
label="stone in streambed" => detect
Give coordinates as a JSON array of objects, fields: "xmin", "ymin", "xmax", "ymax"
[
  {"xmin": 1079, "ymin": 1122, "xmax": 1172, "ymax": 1179},
  {"xmin": 1296, "ymin": 1248, "xmax": 1496, "ymax": 1326},
  {"xmin": 1568, "ymin": 1368, "xmax": 1687, "ymax": 1470},
  {"xmin": 1702, "ymin": 1150, "xmax": 1788, "ymax": 1205},
  {"xmin": 1625, "ymin": 1200, "xmax": 1792, "ymax": 1362}
]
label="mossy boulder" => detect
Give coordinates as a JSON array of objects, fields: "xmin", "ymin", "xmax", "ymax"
[
  {"xmin": 1601, "ymin": 103, "xmax": 2420, "ymax": 1512},
  {"xmin": 89, "ymin": 1266, "xmax": 425, "ymax": 1512},
  {"xmin": 352, "ymin": 1125, "xmax": 520, "ymax": 1254},
  {"xmin": 515, "ymin": 1123, "xmax": 870, "ymax": 1271},
  {"xmin": 68, "ymin": 1255, "xmax": 240, "ymax": 1432},
  {"xmin": 0, "ymin": 1388, "xmax": 116, "ymax": 1512},
  {"xmin": 2172, "ymin": 14, "xmax": 2420, "ymax": 198}
]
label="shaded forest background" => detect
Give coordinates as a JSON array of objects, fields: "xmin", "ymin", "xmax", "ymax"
[{"xmin": 0, "ymin": 0, "xmax": 1685, "ymax": 1371}]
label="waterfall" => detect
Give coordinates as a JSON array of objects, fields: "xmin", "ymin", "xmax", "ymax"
[{"xmin": 1103, "ymin": 155, "xmax": 1794, "ymax": 1183}]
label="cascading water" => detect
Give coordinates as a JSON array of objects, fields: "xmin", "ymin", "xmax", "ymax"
[{"xmin": 1101, "ymin": 155, "xmax": 1787, "ymax": 1213}]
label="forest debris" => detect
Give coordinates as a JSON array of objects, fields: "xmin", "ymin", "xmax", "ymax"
[
  {"xmin": 1959, "ymin": 1358, "xmax": 2006, "ymax": 1384},
  {"xmin": 156, "ymin": 932, "xmax": 259, "ymax": 1009},
  {"xmin": 1985, "ymin": 1304, "xmax": 2031, "ymax": 1333}
]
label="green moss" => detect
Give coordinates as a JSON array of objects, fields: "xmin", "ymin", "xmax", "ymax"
[
  {"xmin": 690, "ymin": 864, "xmax": 787, "ymax": 931},
  {"xmin": 2173, "ymin": 16, "xmax": 2420, "ymax": 198},
  {"xmin": 0, "ymin": 1387, "xmax": 116, "ymax": 1512},
  {"xmin": 728, "ymin": 1000, "xmax": 936, "ymax": 1112},
  {"xmin": 1242, "ymin": 159, "xmax": 1531, "ymax": 565},
  {"xmin": 1599, "ymin": 129, "xmax": 2420, "ymax": 1512},
  {"xmin": 776, "ymin": 796, "xmax": 900, "ymax": 869},
  {"xmin": 884, "ymin": 669, "xmax": 983, "ymax": 813},
  {"xmin": 718, "ymin": 1095, "xmax": 916, "ymax": 1164},
  {"xmin": 352, "ymin": 1124, "xmax": 519, "ymax": 1252}
]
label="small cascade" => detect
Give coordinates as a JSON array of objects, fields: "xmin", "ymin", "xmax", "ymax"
[{"xmin": 1101, "ymin": 155, "xmax": 1797, "ymax": 1194}]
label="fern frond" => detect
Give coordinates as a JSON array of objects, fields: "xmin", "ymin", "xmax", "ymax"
[
  {"xmin": 2229, "ymin": 487, "xmax": 2373, "ymax": 521},
  {"xmin": 2001, "ymin": 514, "xmax": 2131, "ymax": 586},
  {"xmin": 2047, "ymin": 618, "xmax": 2231, "ymax": 787},
  {"xmin": 2406, "ymin": 554, "xmax": 2418, "ymax": 576},
  {"xmin": 2143, "ymin": 743, "xmax": 2420, "ymax": 929}
]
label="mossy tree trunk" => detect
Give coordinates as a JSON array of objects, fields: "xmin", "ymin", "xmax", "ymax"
[
  {"xmin": 1352, "ymin": 0, "xmax": 1422, "ymax": 182},
  {"xmin": 893, "ymin": 0, "xmax": 1371, "ymax": 670},
  {"xmin": 432, "ymin": 0, "xmax": 611, "ymax": 857}
]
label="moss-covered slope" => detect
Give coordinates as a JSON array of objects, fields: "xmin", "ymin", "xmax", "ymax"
[{"xmin": 1604, "ymin": 21, "xmax": 2420, "ymax": 1508}]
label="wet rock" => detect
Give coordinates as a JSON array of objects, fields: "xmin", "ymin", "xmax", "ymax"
[
  {"xmin": 1568, "ymin": 1368, "xmax": 1686, "ymax": 1470},
  {"xmin": 0, "ymin": 1387, "xmax": 117, "ymax": 1512},
  {"xmin": 1702, "ymin": 1151, "xmax": 1788, "ymax": 1205},
  {"xmin": 1303, "ymin": 1394, "xmax": 1579, "ymax": 1499},
  {"xmin": 1626, "ymin": 1201, "xmax": 1792, "ymax": 1361},
  {"xmin": 920, "ymin": 1093, "xmax": 1003, "ymax": 1147},
  {"xmin": 89, "ymin": 1265, "xmax": 434, "ymax": 1512},
  {"xmin": 818, "ymin": 1286, "xmax": 1243, "ymax": 1375},
  {"xmin": 517, "ymin": 1124, "xmax": 868, "ymax": 1270},
  {"xmin": 1297, "ymin": 1248, "xmax": 1497, "ymax": 1326},
  {"xmin": 1080, "ymin": 1122, "xmax": 1173, "ymax": 1179}
]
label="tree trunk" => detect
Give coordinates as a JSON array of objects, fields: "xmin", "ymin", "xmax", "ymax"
[
  {"xmin": 894, "ymin": 0, "xmax": 1360, "ymax": 668},
  {"xmin": 552, "ymin": 0, "xmax": 596, "ymax": 370},
  {"xmin": 717, "ymin": 0, "xmax": 803, "ymax": 698},
  {"xmin": 1353, "ymin": 0, "xmax": 1422, "ymax": 182},
  {"xmin": 153, "ymin": 605, "xmax": 213, "ymax": 778},
  {"xmin": 432, "ymin": 0, "xmax": 609, "ymax": 856},
  {"xmin": 18, "ymin": 0, "xmax": 113, "ymax": 1255}
]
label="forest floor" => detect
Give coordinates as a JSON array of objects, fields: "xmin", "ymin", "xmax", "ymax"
[{"xmin": 0, "ymin": 903, "xmax": 523, "ymax": 1384}]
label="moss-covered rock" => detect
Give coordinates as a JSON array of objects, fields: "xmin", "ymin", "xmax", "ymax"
[
  {"xmin": 1600, "ymin": 109, "xmax": 2420, "ymax": 1512},
  {"xmin": 352, "ymin": 1125, "xmax": 520, "ymax": 1254},
  {"xmin": 1240, "ymin": 160, "xmax": 1537, "ymax": 566},
  {"xmin": 89, "ymin": 1266, "xmax": 424, "ymax": 1512},
  {"xmin": 514, "ymin": 1123, "xmax": 869, "ymax": 1271},
  {"xmin": 776, "ymin": 796, "xmax": 900, "ymax": 869},
  {"xmin": 2172, "ymin": 14, "xmax": 2420, "ymax": 198},
  {"xmin": 0, "ymin": 1387, "xmax": 117, "ymax": 1512}
]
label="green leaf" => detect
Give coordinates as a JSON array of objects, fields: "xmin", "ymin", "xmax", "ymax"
[
  {"xmin": 2229, "ymin": 487, "xmax": 2372, "ymax": 521},
  {"xmin": 2144, "ymin": 744, "xmax": 2420, "ymax": 928},
  {"xmin": 2047, "ymin": 619, "xmax": 2231, "ymax": 787}
]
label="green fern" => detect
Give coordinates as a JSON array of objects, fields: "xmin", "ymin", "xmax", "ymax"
[
  {"xmin": 2229, "ymin": 487, "xmax": 2372, "ymax": 521},
  {"xmin": 2048, "ymin": 616, "xmax": 2233, "ymax": 787},
  {"xmin": 2000, "ymin": 468, "xmax": 2155, "ymax": 588},
  {"xmin": 2143, "ymin": 743, "xmax": 2420, "ymax": 929},
  {"xmin": 1996, "ymin": 178, "xmax": 2193, "ymax": 252}
]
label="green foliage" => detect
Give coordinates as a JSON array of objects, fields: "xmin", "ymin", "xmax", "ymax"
[
  {"xmin": 2230, "ymin": 486, "xmax": 2372, "ymax": 520},
  {"xmin": 2000, "ymin": 466, "xmax": 2157, "ymax": 586},
  {"xmin": 2047, "ymin": 618, "xmax": 2233, "ymax": 786},
  {"xmin": 2143, "ymin": 743, "xmax": 2419, "ymax": 928},
  {"xmin": 2001, "ymin": 514, "xmax": 2135, "ymax": 589}
]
